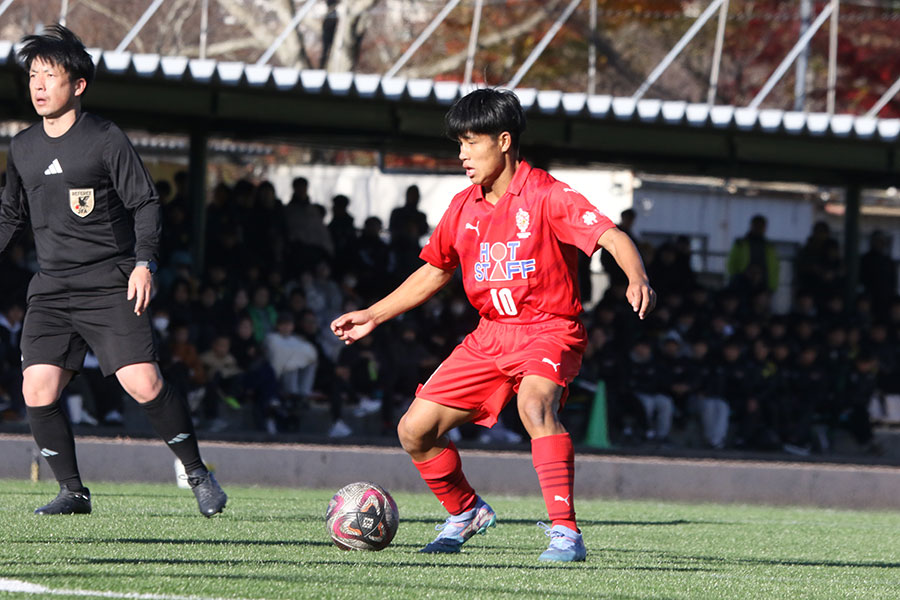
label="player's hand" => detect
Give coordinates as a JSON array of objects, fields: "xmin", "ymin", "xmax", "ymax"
[
  {"xmin": 128, "ymin": 266, "xmax": 153, "ymax": 316},
  {"xmin": 330, "ymin": 309, "xmax": 377, "ymax": 345},
  {"xmin": 626, "ymin": 279, "xmax": 656, "ymax": 320}
]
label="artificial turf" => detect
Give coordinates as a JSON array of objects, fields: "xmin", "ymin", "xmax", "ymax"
[{"xmin": 0, "ymin": 479, "xmax": 897, "ymax": 599}]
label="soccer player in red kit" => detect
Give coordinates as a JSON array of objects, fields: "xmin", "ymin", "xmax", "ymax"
[{"xmin": 331, "ymin": 88, "xmax": 655, "ymax": 562}]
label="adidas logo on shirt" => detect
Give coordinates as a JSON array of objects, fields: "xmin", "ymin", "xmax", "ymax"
[{"xmin": 44, "ymin": 158, "xmax": 63, "ymax": 175}]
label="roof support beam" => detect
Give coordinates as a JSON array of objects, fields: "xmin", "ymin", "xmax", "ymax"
[
  {"xmin": 199, "ymin": 0, "xmax": 209, "ymax": 60},
  {"xmin": 256, "ymin": 0, "xmax": 317, "ymax": 66},
  {"xmin": 633, "ymin": 0, "xmax": 726, "ymax": 101},
  {"xmin": 115, "ymin": 0, "xmax": 166, "ymax": 53},
  {"xmin": 506, "ymin": 0, "xmax": 581, "ymax": 89},
  {"xmin": 865, "ymin": 75, "xmax": 900, "ymax": 118},
  {"xmin": 0, "ymin": 0, "xmax": 15, "ymax": 22},
  {"xmin": 794, "ymin": 0, "xmax": 812, "ymax": 111},
  {"xmin": 826, "ymin": 0, "xmax": 840, "ymax": 114},
  {"xmin": 463, "ymin": 0, "xmax": 484, "ymax": 87},
  {"xmin": 843, "ymin": 182, "xmax": 861, "ymax": 306},
  {"xmin": 188, "ymin": 128, "xmax": 208, "ymax": 276},
  {"xmin": 384, "ymin": 0, "xmax": 460, "ymax": 79},
  {"xmin": 587, "ymin": 0, "xmax": 598, "ymax": 95},
  {"xmin": 748, "ymin": 2, "xmax": 833, "ymax": 110},
  {"xmin": 706, "ymin": 0, "xmax": 729, "ymax": 105}
]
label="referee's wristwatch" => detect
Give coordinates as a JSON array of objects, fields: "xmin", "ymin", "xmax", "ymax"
[{"xmin": 135, "ymin": 260, "xmax": 158, "ymax": 274}]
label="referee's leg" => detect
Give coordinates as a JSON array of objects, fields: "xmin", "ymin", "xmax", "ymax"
[
  {"xmin": 116, "ymin": 362, "xmax": 227, "ymax": 517},
  {"xmin": 24, "ymin": 364, "xmax": 93, "ymax": 514}
]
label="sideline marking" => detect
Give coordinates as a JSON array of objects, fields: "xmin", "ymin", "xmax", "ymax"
[{"xmin": 0, "ymin": 578, "xmax": 256, "ymax": 600}]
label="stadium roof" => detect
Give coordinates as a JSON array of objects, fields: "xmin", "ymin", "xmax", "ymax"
[{"xmin": 0, "ymin": 41, "xmax": 898, "ymax": 186}]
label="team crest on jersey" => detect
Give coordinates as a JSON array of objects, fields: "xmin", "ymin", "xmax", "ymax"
[
  {"xmin": 515, "ymin": 208, "xmax": 531, "ymax": 239},
  {"xmin": 69, "ymin": 188, "xmax": 95, "ymax": 218}
]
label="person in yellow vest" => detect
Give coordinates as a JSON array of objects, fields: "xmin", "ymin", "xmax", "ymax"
[{"xmin": 727, "ymin": 214, "xmax": 780, "ymax": 293}]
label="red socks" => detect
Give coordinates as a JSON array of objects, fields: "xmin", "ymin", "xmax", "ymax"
[
  {"xmin": 412, "ymin": 434, "xmax": 577, "ymax": 530},
  {"xmin": 532, "ymin": 433, "xmax": 578, "ymax": 531},
  {"xmin": 412, "ymin": 441, "xmax": 477, "ymax": 515}
]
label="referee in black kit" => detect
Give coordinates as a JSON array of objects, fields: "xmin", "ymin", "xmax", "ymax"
[{"xmin": 0, "ymin": 25, "xmax": 226, "ymax": 516}]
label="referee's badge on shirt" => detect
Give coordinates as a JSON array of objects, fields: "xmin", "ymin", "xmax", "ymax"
[{"xmin": 69, "ymin": 188, "xmax": 95, "ymax": 217}]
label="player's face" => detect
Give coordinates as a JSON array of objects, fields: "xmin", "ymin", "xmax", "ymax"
[
  {"xmin": 29, "ymin": 58, "xmax": 84, "ymax": 119},
  {"xmin": 457, "ymin": 132, "xmax": 509, "ymax": 187}
]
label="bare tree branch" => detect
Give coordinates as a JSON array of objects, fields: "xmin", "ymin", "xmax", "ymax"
[
  {"xmin": 79, "ymin": 0, "xmax": 147, "ymax": 52},
  {"xmin": 157, "ymin": 0, "xmax": 198, "ymax": 55},
  {"xmin": 403, "ymin": 7, "xmax": 549, "ymax": 79},
  {"xmin": 206, "ymin": 37, "xmax": 273, "ymax": 57},
  {"xmin": 215, "ymin": 0, "xmax": 309, "ymax": 67},
  {"xmin": 323, "ymin": 0, "xmax": 379, "ymax": 72}
]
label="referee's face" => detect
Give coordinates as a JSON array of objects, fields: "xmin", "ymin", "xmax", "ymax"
[{"xmin": 29, "ymin": 57, "xmax": 84, "ymax": 119}]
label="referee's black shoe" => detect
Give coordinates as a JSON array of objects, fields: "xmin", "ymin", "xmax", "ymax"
[
  {"xmin": 187, "ymin": 469, "xmax": 227, "ymax": 517},
  {"xmin": 34, "ymin": 486, "xmax": 92, "ymax": 515}
]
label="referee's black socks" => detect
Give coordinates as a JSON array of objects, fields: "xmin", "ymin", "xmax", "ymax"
[
  {"xmin": 26, "ymin": 402, "xmax": 85, "ymax": 492},
  {"xmin": 140, "ymin": 382, "xmax": 206, "ymax": 473}
]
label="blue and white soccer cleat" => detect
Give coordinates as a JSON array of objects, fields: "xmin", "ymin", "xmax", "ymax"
[
  {"xmin": 419, "ymin": 496, "xmax": 496, "ymax": 553},
  {"xmin": 538, "ymin": 522, "xmax": 586, "ymax": 562}
]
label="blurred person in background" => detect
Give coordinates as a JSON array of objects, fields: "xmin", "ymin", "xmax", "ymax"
[
  {"xmin": 264, "ymin": 312, "xmax": 318, "ymax": 431},
  {"xmin": 328, "ymin": 194, "xmax": 358, "ymax": 277},
  {"xmin": 860, "ymin": 230, "xmax": 897, "ymax": 320},
  {"xmin": 727, "ymin": 215, "xmax": 779, "ymax": 294},
  {"xmin": 389, "ymin": 184, "xmax": 429, "ymax": 242}
]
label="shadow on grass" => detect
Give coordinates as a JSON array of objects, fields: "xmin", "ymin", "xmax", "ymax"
[
  {"xmin": 302, "ymin": 558, "xmax": 716, "ymax": 573},
  {"xmin": 7, "ymin": 569, "xmax": 654, "ymax": 600},
  {"xmin": 395, "ymin": 517, "xmax": 705, "ymax": 527},
  {"xmin": 605, "ymin": 547, "xmax": 900, "ymax": 570},
  {"xmin": 9, "ymin": 537, "xmax": 331, "ymax": 547},
  {"xmin": 10, "ymin": 538, "xmax": 898, "ymax": 572}
]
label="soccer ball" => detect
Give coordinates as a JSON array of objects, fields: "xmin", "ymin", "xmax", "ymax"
[{"xmin": 325, "ymin": 481, "xmax": 399, "ymax": 551}]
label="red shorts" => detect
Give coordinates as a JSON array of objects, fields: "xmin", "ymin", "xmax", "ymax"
[{"xmin": 416, "ymin": 317, "xmax": 587, "ymax": 428}]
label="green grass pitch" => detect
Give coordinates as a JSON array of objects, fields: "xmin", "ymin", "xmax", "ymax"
[{"xmin": 0, "ymin": 479, "xmax": 897, "ymax": 600}]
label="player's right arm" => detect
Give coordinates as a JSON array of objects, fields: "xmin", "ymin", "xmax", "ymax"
[
  {"xmin": 330, "ymin": 262, "xmax": 454, "ymax": 345},
  {"xmin": 0, "ymin": 152, "xmax": 28, "ymax": 256}
]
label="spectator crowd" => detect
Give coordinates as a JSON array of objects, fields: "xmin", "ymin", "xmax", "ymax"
[{"xmin": 1, "ymin": 173, "xmax": 899, "ymax": 457}]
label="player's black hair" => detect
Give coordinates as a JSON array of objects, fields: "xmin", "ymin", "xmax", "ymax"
[
  {"xmin": 445, "ymin": 88, "xmax": 526, "ymax": 151},
  {"xmin": 17, "ymin": 24, "xmax": 95, "ymax": 87}
]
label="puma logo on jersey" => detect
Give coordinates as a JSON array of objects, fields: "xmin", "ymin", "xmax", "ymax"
[
  {"xmin": 465, "ymin": 221, "xmax": 480, "ymax": 236},
  {"xmin": 44, "ymin": 158, "xmax": 63, "ymax": 175},
  {"xmin": 554, "ymin": 494, "xmax": 571, "ymax": 506},
  {"xmin": 562, "ymin": 187, "xmax": 577, "ymax": 193},
  {"xmin": 542, "ymin": 358, "xmax": 561, "ymax": 372}
]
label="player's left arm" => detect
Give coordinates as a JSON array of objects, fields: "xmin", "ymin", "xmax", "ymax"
[
  {"xmin": 597, "ymin": 227, "xmax": 656, "ymax": 319},
  {"xmin": 544, "ymin": 182, "xmax": 656, "ymax": 319},
  {"xmin": 105, "ymin": 123, "xmax": 160, "ymax": 316}
]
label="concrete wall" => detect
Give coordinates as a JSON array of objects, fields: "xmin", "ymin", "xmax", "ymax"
[{"xmin": 3, "ymin": 435, "xmax": 898, "ymax": 510}]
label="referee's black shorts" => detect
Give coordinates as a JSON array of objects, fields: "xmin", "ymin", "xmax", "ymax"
[{"xmin": 21, "ymin": 260, "xmax": 158, "ymax": 376}]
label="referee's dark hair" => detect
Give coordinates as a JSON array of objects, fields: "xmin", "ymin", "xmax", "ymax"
[
  {"xmin": 17, "ymin": 24, "xmax": 95, "ymax": 88},
  {"xmin": 445, "ymin": 88, "xmax": 527, "ymax": 152}
]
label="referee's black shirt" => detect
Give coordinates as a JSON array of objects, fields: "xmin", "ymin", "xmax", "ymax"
[{"xmin": 0, "ymin": 112, "xmax": 160, "ymax": 276}]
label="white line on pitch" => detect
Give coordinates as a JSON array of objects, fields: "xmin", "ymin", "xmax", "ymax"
[{"xmin": 0, "ymin": 578, "xmax": 259, "ymax": 600}]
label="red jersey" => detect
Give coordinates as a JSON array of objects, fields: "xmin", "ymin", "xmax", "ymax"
[{"xmin": 420, "ymin": 161, "xmax": 615, "ymax": 323}]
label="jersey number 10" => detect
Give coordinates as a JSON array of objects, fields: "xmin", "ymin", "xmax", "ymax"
[{"xmin": 490, "ymin": 288, "xmax": 518, "ymax": 316}]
